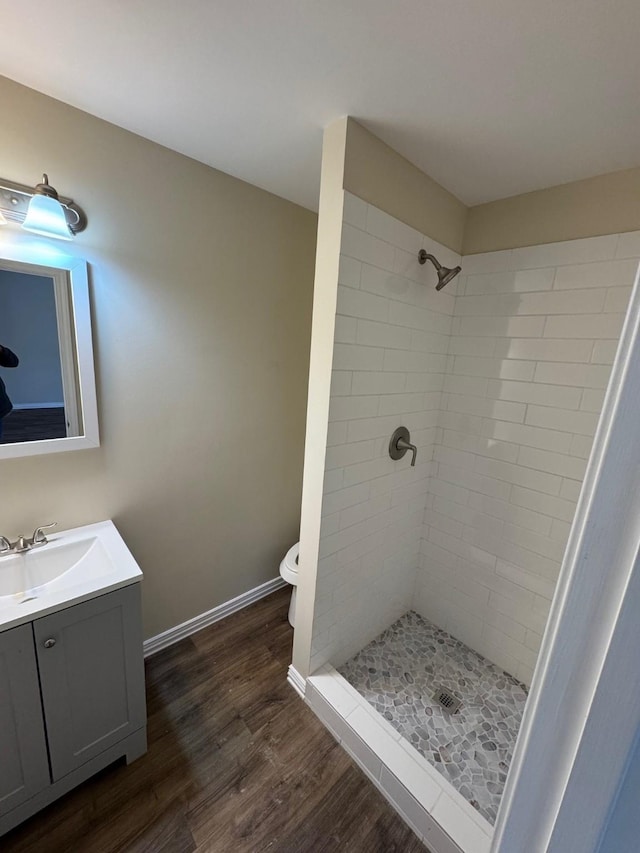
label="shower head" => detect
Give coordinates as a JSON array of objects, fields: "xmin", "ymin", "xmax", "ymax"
[
  {"xmin": 435, "ymin": 265, "xmax": 463, "ymax": 290},
  {"xmin": 418, "ymin": 250, "xmax": 462, "ymax": 291}
]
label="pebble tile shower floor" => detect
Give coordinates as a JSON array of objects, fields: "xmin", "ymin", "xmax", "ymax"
[{"xmin": 338, "ymin": 611, "xmax": 528, "ymax": 824}]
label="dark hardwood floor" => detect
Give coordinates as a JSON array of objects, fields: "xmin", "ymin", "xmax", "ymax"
[
  {"xmin": 1, "ymin": 408, "xmax": 66, "ymax": 443},
  {"xmin": 3, "ymin": 588, "xmax": 426, "ymax": 852}
]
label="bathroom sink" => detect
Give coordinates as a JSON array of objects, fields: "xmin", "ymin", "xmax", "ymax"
[
  {"xmin": 0, "ymin": 520, "xmax": 142, "ymax": 631},
  {"xmin": 0, "ymin": 538, "xmax": 110, "ymax": 598}
]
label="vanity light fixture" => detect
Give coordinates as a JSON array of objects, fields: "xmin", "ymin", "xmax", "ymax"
[
  {"xmin": 23, "ymin": 175, "xmax": 73, "ymax": 240},
  {"xmin": 0, "ymin": 174, "xmax": 87, "ymax": 240}
]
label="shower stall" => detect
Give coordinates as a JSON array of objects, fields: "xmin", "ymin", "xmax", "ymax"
[{"xmin": 291, "ymin": 120, "xmax": 640, "ymax": 853}]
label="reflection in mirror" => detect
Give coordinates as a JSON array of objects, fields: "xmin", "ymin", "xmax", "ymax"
[
  {"xmin": 0, "ymin": 243, "xmax": 98, "ymax": 459},
  {"xmin": 0, "ymin": 266, "xmax": 82, "ymax": 444}
]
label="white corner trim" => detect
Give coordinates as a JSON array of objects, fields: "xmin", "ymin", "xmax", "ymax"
[
  {"xmin": 287, "ymin": 664, "xmax": 307, "ymax": 698},
  {"xmin": 143, "ymin": 576, "xmax": 286, "ymax": 657}
]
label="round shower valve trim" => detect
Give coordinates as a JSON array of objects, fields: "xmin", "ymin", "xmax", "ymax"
[{"xmin": 389, "ymin": 426, "xmax": 417, "ymax": 467}]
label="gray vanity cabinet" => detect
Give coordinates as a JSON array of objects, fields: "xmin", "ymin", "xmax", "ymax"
[
  {"xmin": 34, "ymin": 584, "xmax": 146, "ymax": 780},
  {"xmin": 0, "ymin": 625, "xmax": 50, "ymax": 815},
  {"xmin": 0, "ymin": 583, "xmax": 147, "ymax": 836}
]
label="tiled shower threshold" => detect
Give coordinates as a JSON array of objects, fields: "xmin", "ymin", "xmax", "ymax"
[{"xmin": 306, "ymin": 665, "xmax": 493, "ymax": 853}]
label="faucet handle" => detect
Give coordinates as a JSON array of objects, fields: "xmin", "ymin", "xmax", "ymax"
[
  {"xmin": 32, "ymin": 522, "xmax": 57, "ymax": 546},
  {"xmin": 396, "ymin": 436, "xmax": 418, "ymax": 467},
  {"xmin": 0, "ymin": 535, "xmax": 11, "ymax": 553},
  {"xmin": 389, "ymin": 426, "xmax": 418, "ymax": 467}
]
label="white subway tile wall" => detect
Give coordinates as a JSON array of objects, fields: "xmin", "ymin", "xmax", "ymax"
[
  {"xmin": 419, "ymin": 232, "xmax": 640, "ymax": 684},
  {"xmin": 310, "ymin": 193, "xmax": 460, "ymax": 672},
  {"xmin": 311, "ymin": 193, "xmax": 640, "ymax": 686}
]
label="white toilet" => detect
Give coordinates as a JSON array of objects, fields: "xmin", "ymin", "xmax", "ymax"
[{"xmin": 279, "ymin": 542, "xmax": 300, "ymax": 627}]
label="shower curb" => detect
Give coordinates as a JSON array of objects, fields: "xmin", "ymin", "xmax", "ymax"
[{"xmin": 306, "ymin": 664, "xmax": 493, "ymax": 853}]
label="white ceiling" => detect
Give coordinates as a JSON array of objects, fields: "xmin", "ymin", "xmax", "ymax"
[{"xmin": 2, "ymin": 0, "xmax": 640, "ymax": 211}]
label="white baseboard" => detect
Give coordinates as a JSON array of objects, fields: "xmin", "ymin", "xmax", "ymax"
[
  {"xmin": 287, "ymin": 664, "xmax": 306, "ymax": 698},
  {"xmin": 12, "ymin": 402, "xmax": 65, "ymax": 410},
  {"xmin": 143, "ymin": 575, "xmax": 287, "ymax": 657}
]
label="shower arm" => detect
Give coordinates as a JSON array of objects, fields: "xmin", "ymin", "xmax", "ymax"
[{"xmin": 418, "ymin": 250, "xmax": 441, "ymax": 270}]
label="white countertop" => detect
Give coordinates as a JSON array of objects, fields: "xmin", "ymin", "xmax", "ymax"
[{"xmin": 0, "ymin": 520, "xmax": 142, "ymax": 632}]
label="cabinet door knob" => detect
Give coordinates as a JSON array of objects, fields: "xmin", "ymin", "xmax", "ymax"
[{"xmin": 44, "ymin": 638, "xmax": 56, "ymax": 648}]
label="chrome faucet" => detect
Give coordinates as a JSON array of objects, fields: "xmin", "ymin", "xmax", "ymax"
[
  {"xmin": 0, "ymin": 523, "xmax": 57, "ymax": 556},
  {"xmin": 13, "ymin": 535, "xmax": 31, "ymax": 553}
]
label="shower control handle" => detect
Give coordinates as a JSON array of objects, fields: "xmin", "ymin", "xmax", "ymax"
[
  {"xmin": 389, "ymin": 426, "xmax": 417, "ymax": 467},
  {"xmin": 397, "ymin": 437, "xmax": 417, "ymax": 467}
]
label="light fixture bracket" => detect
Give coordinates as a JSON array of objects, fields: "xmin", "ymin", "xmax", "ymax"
[{"xmin": 0, "ymin": 176, "xmax": 87, "ymax": 234}]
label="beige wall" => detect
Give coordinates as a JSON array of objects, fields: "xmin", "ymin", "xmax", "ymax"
[
  {"xmin": 343, "ymin": 119, "xmax": 467, "ymax": 254},
  {"xmin": 293, "ymin": 118, "xmax": 348, "ymax": 677},
  {"xmin": 342, "ymin": 120, "xmax": 640, "ymax": 258},
  {"xmin": 0, "ymin": 76, "xmax": 317, "ymax": 638},
  {"xmin": 464, "ymin": 167, "xmax": 640, "ymax": 254}
]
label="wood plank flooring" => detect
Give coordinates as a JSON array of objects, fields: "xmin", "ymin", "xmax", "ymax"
[
  {"xmin": 2, "ymin": 588, "xmax": 427, "ymax": 852},
  {"xmin": 1, "ymin": 408, "xmax": 66, "ymax": 443}
]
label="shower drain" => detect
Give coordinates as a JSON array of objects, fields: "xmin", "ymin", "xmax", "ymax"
[{"xmin": 433, "ymin": 686, "xmax": 462, "ymax": 714}]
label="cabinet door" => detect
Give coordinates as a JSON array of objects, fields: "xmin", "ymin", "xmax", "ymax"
[
  {"xmin": 34, "ymin": 584, "xmax": 146, "ymax": 781},
  {"xmin": 0, "ymin": 624, "xmax": 50, "ymax": 817}
]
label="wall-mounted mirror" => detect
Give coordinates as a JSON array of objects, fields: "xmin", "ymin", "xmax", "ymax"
[{"xmin": 0, "ymin": 241, "xmax": 98, "ymax": 458}]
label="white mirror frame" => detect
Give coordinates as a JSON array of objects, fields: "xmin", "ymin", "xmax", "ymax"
[{"xmin": 0, "ymin": 239, "xmax": 99, "ymax": 459}]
